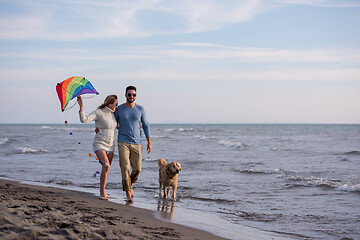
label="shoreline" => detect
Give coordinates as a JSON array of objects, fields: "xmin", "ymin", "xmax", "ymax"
[
  {"xmin": 0, "ymin": 178, "xmax": 227, "ymax": 240},
  {"xmin": 0, "ymin": 178, "xmax": 287, "ymax": 240}
]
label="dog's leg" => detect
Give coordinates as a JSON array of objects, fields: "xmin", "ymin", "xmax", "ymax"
[
  {"xmin": 159, "ymin": 182, "xmax": 163, "ymax": 198},
  {"xmin": 166, "ymin": 187, "xmax": 171, "ymax": 199},
  {"xmin": 164, "ymin": 186, "xmax": 168, "ymax": 199},
  {"xmin": 172, "ymin": 185, "xmax": 177, "ymax": 201}
]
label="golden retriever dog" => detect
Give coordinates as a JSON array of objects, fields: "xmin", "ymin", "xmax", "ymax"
[{"xmin": 158, "ymin": 159, "xmax": 181, "ymax": 201}]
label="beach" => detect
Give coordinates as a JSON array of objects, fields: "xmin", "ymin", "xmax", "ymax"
[{"xmin": 0, "ymin": 179, "xmax": 226, "ymax": 240}]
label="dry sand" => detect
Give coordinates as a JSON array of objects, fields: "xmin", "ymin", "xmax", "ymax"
[{"xmin": 0, "ymin": 179, "xmax": 227, "ymax": 240}]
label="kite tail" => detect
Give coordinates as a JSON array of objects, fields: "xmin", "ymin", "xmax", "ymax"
[{"xmin": 92, "ymin": 171, "xmax": 100, "ymax": 178}]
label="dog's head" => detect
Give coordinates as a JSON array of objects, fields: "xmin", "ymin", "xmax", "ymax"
[{"xmin": 168, "ymin": 161, "xmax": 182, "ymax": 175}]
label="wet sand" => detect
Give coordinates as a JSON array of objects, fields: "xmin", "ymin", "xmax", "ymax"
[{"xmin": 0, "ymin": 179, "xmax": 227, "ymax": 240}]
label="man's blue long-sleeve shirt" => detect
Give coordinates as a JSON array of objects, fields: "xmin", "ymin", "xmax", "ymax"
[{"xmin": 114, "ymin": 104, "xmax": 150, "ymax": 145}]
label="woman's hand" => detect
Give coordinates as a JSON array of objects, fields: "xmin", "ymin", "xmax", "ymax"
[{"xmin": 77, "ymin": 96, "xmax": 84, "ymax": 111}]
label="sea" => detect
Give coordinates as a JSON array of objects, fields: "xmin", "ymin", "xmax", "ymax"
[{"xmin": 0, "ymin": 123, "xmax": 359, "ymax": 240}]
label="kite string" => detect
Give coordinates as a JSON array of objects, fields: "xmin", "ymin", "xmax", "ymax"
[
  {"xmin": 63, "ymin": 94, "xmax": 97, "ymax": 111},
  {"xmin": 63, "ymin": 94, "xmax": 97, "ymax": 112},
  {"xmin": 64, "ymin": 101, "xmax": 78, "ymax": 111}
]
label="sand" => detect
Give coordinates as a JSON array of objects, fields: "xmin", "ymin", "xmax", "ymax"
[{"xmin": 0, "ymin": 179, "xmax": 227, "ymax": 240}]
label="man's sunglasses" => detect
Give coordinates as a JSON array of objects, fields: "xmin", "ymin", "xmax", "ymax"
[{"xmin": 127, "ymin": 93, "xmax": 136, "ymax": 97}]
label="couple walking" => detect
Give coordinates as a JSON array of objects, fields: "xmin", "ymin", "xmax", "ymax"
[{"xmin": 78, "ymin": 86, "xmax": 151, "ymax": 203}]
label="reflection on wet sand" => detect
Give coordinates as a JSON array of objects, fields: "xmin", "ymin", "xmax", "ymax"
[{"xmin": 157, "ymin": 199, "xmax": 175, "ymax": 220}]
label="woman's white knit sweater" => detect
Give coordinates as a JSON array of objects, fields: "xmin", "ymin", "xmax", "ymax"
[{"xmin": 79, "ymin": 107, "xmax": 117, "ymax": 152}]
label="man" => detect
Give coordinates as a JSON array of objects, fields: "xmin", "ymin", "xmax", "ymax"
[{"xmin": 114, "ymin": 86, "xmax": 152, "ymax": 203}]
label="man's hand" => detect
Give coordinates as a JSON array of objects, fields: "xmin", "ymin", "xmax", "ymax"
[{"xmin": 147, "ymin": 137, "xmax": 152, "ymax": 154}]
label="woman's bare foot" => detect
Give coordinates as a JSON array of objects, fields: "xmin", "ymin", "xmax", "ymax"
[
  {"xmin": 100, "ymin": 191, "xmax": 109, "ymax": 200},
  {"xmin": 99, "ymin": 194, "xmax": 108, "ymax": 200}
]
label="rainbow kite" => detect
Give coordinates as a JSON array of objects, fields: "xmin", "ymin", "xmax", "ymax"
[{"xmin": 56, "ymin": 76, "xmax": 99, "ymax": 112}]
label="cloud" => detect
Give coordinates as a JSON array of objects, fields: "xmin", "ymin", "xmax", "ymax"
[
  {"xmin": 1, "ymin": 44, "xmax": 359, "ymax": 83},
  {"xmin": 162, "ymin": 45, "xmax": 360, "ymax": 64},
  {"xmin": 2, "ymin": 43, "xmax": 359, "ymax": 64},
  {"xmin": 0, "ymin": 0, "xmax": 272, "ymax": 40},
  {"xmin": 275, "ymin": 0, "xmax": 360, "ymax": 7},
  {"xmin": 172, "ymin": 42, "xmax": 224, "ymax": 48},
  {"xmin": 94, "ymin": 68, "xmax": 360, "ymax": 82},
  {"xmin": 1, "ymin": 0, "xmax": 358, "ymax": 40}
]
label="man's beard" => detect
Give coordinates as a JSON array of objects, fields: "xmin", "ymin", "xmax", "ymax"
[{"xmin": 126, "ymin": 98, "xmax": 134, "ymax": 103}]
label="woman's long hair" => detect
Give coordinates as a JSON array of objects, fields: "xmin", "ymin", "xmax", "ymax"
[{"xmin": 98, "ymin": 95, "xmax": 117, "ymax": 109}]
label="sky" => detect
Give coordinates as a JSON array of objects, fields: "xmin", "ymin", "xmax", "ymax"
[{"xmin": 0, "ymin": 0, "xmax": 359, "ymax": 124}]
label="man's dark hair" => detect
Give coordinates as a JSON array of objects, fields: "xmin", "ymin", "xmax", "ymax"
[{"xmin": 126, "ymin": 86, "xmax": 137, "ymax": 93}]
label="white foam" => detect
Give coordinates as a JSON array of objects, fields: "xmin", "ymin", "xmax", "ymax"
[
  {"xmin": 272, "ymin": 147, "xmax": 286, "ymax": 151},
  {"xmin": 0, "ymin": 138, "xmax": 9, "ymax": 145},
  {"xmin": 336, "ymin": 183, "xmax": 360, "ymax": 192},
  {"xmin": 41, "ymin": 125, "xmax": 92, "ymax": 132},
  {"xmin": 219, "ymin": 140, "xmax": 248, "ymax": 148},
  {"xmin": 242, "ymin": 168, "xmax": 284, "ymax": 174},
  {"xmin": 281, "ymin": 174, "xmax": 336, "ymax": 187},
  {"xmin": 195, "ymin": 135, "xmax": 208, "ymax": 140},
  {"xmin": 151, "ymin": 135, "xmax": 167, "ymax": 138},
  {"xmin": 280, "ymin": 173, "xmax": 360, "ymax": 192},
  {"xmin": 18, "ymin": 147, "xmax": 48, "ymax": 154},
  {"xmin": 165, "ymin": 128, "xmax": 194, "ymax": 132},
  {"xmin": 143, "ymin": 156, "xmax": 160, "ymax": 162}
]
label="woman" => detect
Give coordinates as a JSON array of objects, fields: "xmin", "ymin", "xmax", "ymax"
[{"xmin": 77, "ymin": 95, "xmax": 118, "ymax": 200}]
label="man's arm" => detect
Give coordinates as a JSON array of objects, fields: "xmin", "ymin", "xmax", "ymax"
[{"xmin": 139, "ymin": 106, "xmax": 151, "ymax": 153}]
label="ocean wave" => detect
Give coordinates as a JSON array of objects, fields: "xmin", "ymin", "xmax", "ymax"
[
  {"xmin": 0, "ymin": 138, "xmax": 10, "ymax": 145},
  {"xmin": 41, "ymin": 125, "xmax": 92, "ymax": 132},
  {"xmin": 343, "ymin": 151, "xmax": 360, "ymax": 156},
  {"xmin": 151, "ymin": 135, "xmax": 168, "ymax": 139},
  {"xmin": 16, "ymin": 147, "xmax": 48, "ymax": 154},
  {"xmin": 219, "ymin": 140, "xmax": 249, "ymax": 149},
  {"xmin": 195, "ymin": 135, "xmax": 207, "ymax": 140},
  {"xmin": 280, "ymin": 174, "xmax": 360, "ymax": 192},
  {"xmin": 143, "ymin": 157, "xmax": 162, "ymax": 162},
  {"xmin": 235, "ymin": 210, "xmax": 283, "ymax": 223},
  {"xmin": 46, "ymin": 179, "xmax": 74, "ymax": 186},
  {"xmin": 194, "ymin": 135, "xmax": 217, "ymax": 141},
  {"xmin": 271, "ymin": 147, "xmax": 287, "ymax": 151},
  {"xmin": 237, "ymin": 168, "xmax": 360, "ymax": 193},
  {"xmin": 236, "ymin": 168, "xmax": 285, "ymax": 175},
  {"xmin": 335, "ymin": 184, "xmax": 360, "ymax": 192},
  {"xmin": 164, "ymin": 128, "xmax": 194, "ymax": 132},
  {"xmin": 185, "ymin": 195, "xmax": 236, "ymax": 204},
  {"xmin": 79, "ymin": 183, "xmax": 98, "ymax": 188},
  {"xmin": 80, "ymin": 182, "xmax": 122, "ymax": 190},
  {"xmin": 282, "ymin": 174, "xmax": 338, "ymax": 188}
]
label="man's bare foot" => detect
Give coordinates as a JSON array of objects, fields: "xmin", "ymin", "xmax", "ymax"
[{"xmin": 126, "ymin": 191, "xmax": 133, "ymax": 203}]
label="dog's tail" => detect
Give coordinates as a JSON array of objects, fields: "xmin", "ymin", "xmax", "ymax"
[{"xmin": 158, "ymin": 159, "xmax": 166, "ymax": 167}]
